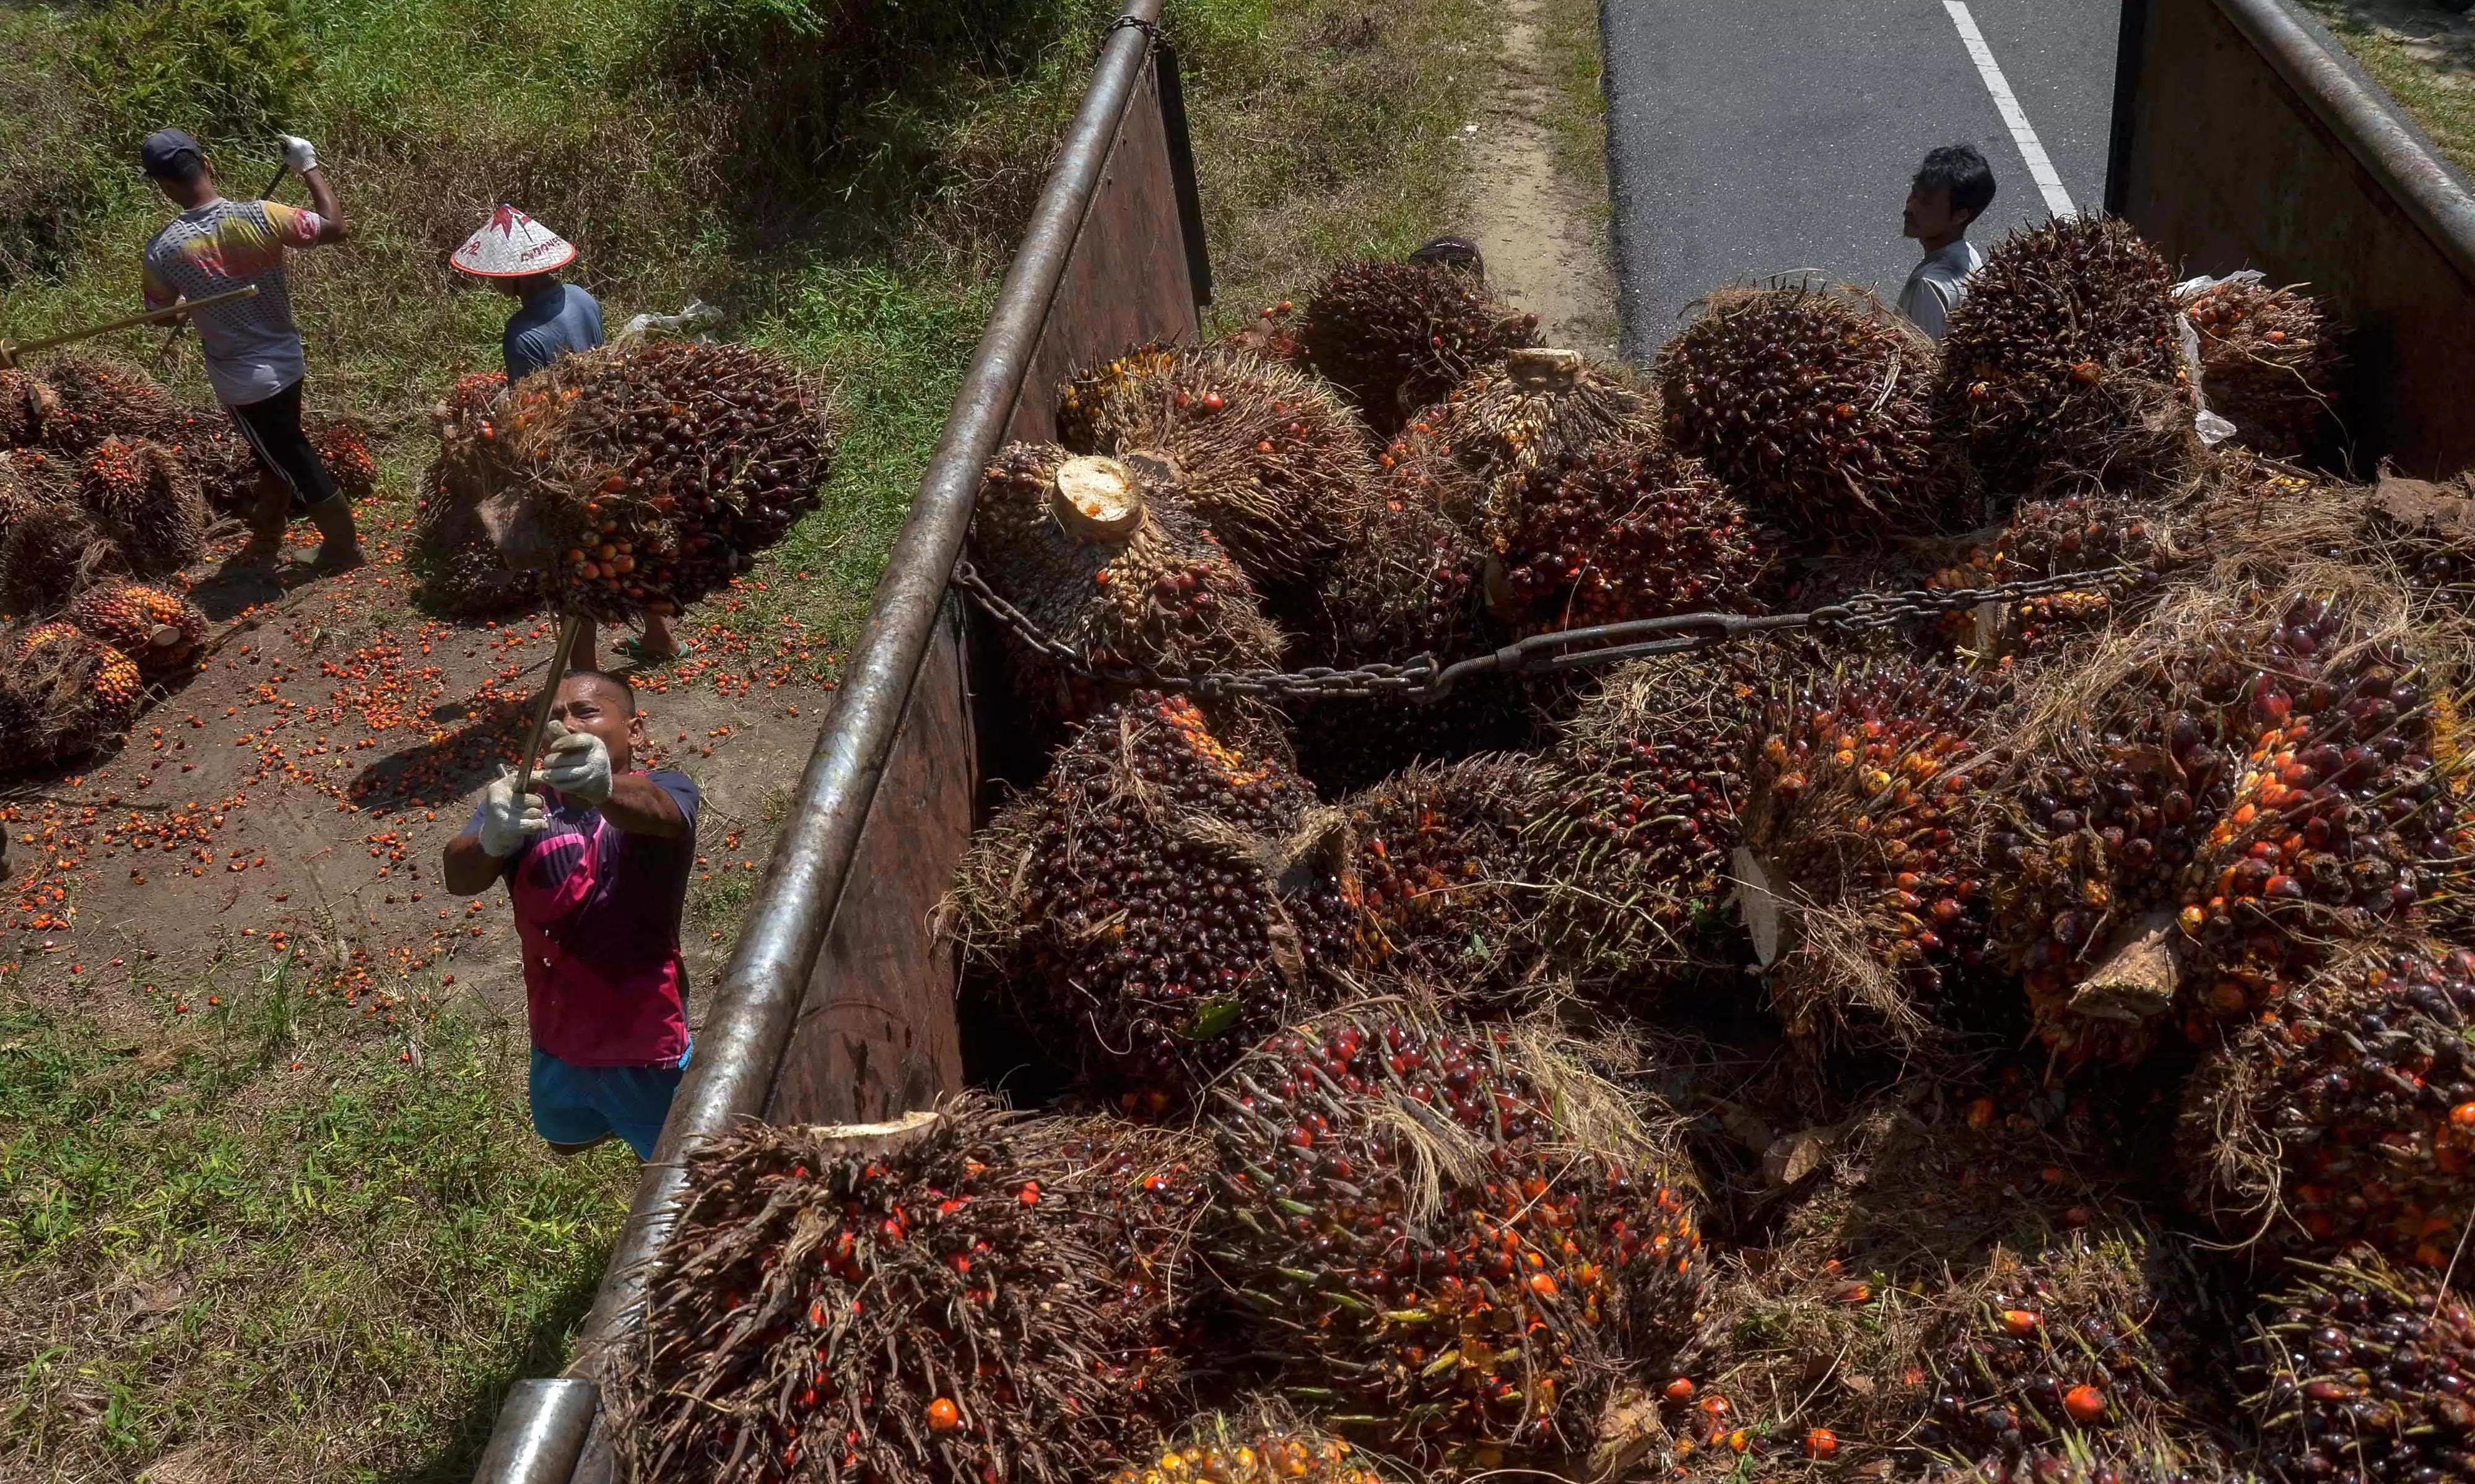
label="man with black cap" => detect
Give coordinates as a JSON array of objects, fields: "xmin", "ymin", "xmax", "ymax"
[{"xmin": 139, "ymin": 128, "xmax": 363, "ymax": 573}]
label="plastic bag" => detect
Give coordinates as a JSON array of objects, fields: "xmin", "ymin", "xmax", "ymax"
[
  {"xmin": 616, "ymin": 298, "xmax": 722, "ymax": 343},
  {"xmin": 2169, "ymin": 271, "xmax": 2264, "ymax": 447}
]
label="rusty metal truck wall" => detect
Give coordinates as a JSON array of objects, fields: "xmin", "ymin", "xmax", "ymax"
[
  {"xmin": 469, "ymin": 5, "xmax": 1202, "ymax": 1478},
  {"xmin": 2112, "ymin": 0, "xmax": 2475, "ymax": 476}
]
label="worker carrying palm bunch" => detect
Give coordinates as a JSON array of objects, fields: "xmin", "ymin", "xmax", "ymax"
[
  {"xmin": 450, "ymin": 204, "xmax": 678, "ymax": 666},
  {"xmin": 443, "ymin": 669, "xmax": 700, "ymax": 1158},
  {"xmin": 141, "ymin": 129, "xmax": 363, "ymax": 573}
]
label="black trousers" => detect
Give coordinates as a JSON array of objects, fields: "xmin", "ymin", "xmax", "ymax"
[{"xmin": 225, "ymin": 378, "xmax": 340, "ymax": 511}]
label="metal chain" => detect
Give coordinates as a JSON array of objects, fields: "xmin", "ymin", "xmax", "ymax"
[{"xmin": 950, "ymin": 560, "xmax": 2142, "ymax": 705}]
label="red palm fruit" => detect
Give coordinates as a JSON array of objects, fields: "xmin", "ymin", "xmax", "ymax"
[
  {"xmin": 2249, "ymin": 1246, "xmax": 2475, "ymax": 1484},
  {"xmin": 66, "ymin": 581, "xmax": 206, "ymax": 680}
]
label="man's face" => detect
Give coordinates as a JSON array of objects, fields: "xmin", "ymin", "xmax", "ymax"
[
  {"xmin": 1903, "ymin": 184, "xmax": 1965, "ymax": 241},
  {"xmin": 549, "ymin": 675, "xmax": 643, "ymax": 775}
]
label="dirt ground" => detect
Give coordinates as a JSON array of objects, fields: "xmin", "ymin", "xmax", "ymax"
[
  {"xmin": 1461, "ymin": 0, "xmax": 1622, "ymax": 358},
  {"xmin": 2, "ymin": 504, "xmax": 837, "ymax": 1050}
]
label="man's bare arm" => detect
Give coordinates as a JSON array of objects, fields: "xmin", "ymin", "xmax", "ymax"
[
  {"xmin": 301, "ymin": 168, "xmax": 348, "ymax": 243},
  {"xmin": 598, "ymin": 775, "xmax": 689, "ymax": 840},
  {"xmin": 443, "ymin": 832, "xmax": 505, "ymax": 895}
]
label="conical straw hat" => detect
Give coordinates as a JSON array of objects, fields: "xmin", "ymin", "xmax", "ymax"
[{"xmin": 450, "ymin": 204, "xmax": 577, "ymax": 278}]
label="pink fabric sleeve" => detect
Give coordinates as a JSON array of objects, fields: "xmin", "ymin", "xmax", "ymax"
[{"xmin": 264, "ymin": 201, "xmax": 325, "ymax": 246}]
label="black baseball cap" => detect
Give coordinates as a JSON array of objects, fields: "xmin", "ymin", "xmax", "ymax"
[{"xmin": 140, "ymin": 129, "xmax": 206, "ymax": 179}]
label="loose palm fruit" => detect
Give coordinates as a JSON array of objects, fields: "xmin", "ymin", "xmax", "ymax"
[
  {"xmin": 2181, "ymin": 943, "xmax": 2475, "ymax": 1262},
  {"xmin": 1057, "ymin": 344, "xmax": 1376, "ymax": 589},
  {"xmin": 66, "ymin": 582, "xmax": 206, "ymax": 680},
  {"xmin": 1203, "ymin": 1008, "xmax": 1707, "ymax": 1460},
  {"xmin": 1297, "ymin": 258, "xmax": 1541, "ymax": 435},
  {"xmin": 1659, "ymin": 284, "xmax": 1958, "ymax": 539},
  {"xmin": 2183, "ymin": 279, "xmax": 2341, "ymax": 461},
  {"xmin": 952, "ymin": 694, "xmax": 1358, "ymax": 1114},
  {"xmin": 76, "ymin": 436, "xmax": 204, "ymax": 577},
  {"xmin": 2250, "ymin": 1247, "xmax": 2475, "ymax": 1484},
  {"xmin": 607, "ymin": 1099, "xmax": 1201, "ymax": 1484},
  {"xmin": 1487, "ymin": 438, "xmax": 1776, "ymax": 636},
  {"xmin": 1938, "ymin": 217, "xmax": 2195, "ymax": 498}
]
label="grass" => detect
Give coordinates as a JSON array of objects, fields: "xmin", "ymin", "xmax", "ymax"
[
  {"xmin": 1536, "ymin": 0, "xmax": 1615, "ymax": 213},
  {"xmin": 2299, "ymin": 0, "xmax": 2475, "ymax": 176},
  {"xmin": 0, "ymin": 0, "xmax": 1505, "ymax": 1477}
]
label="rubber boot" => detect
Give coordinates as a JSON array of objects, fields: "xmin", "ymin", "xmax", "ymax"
[
  {"xmin": 227, "ymin": 475, "xmax": 292, "ymax": 570},
  {"xmin": 300, "ymin": 495, "xmax": 364, "ymax": 573}
]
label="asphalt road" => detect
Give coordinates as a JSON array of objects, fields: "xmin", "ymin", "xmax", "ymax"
[{"xmin": 1602, "ymin": 0, "xmax": 2122, "ymax": 358}]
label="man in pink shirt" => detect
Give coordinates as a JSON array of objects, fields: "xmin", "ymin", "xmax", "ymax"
[{"xmin": 443, "ymin": 670, "xmax": 700, "ymax": 1157}]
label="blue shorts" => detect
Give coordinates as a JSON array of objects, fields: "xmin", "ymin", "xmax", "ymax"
[{"xmin": 529, "ymin": 1046, "xmax": 688, "ymax": 1159}]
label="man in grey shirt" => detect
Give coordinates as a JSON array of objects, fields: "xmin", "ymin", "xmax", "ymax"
[{"xmin": 1896, "ymin": 144, "xmax": 1996, "ymax": 340}]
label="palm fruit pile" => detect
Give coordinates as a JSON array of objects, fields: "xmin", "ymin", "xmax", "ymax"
[
  {"xmin": 1737, "ymin": 654, "xmax": 2003, "ymax": 1058},
  {"xmin": 471, "ymin": 339, "xmax": 837, "ymax": 622},
  {"xmin": 64, "ymin": 582, "xmax": 206, "ymax": 682},
  {"xmin": 1981, "ymin": 586, "xmax": 2471, "ymax": 1067},
  {"xmin": 1938, "ymin": 216, "xmax": 2193, "ymax": 498},
  {"xmin": 2250, "ymin": 1248, "xmax": 2475, "ymax": 1484},
  {"xmin": 8, "ymin": 622, "xmax": 142, "ymax": 762},
  {"xmin": 1342, "ymin": 756, "xmax": 1547, "ymax": 992},
  {"xmin": 1296, "ymin": 259, "xmax": 1541, "ymax": 435},
  {"xmin": 1056, "ymin": 344, "xmax": 1375, "ymax": 591},
  {"xmin": 954, "ymin": 694, "xmax": 1359, "ymax": 1114},
  {"xmin": 2183, "ymin": 279, "xmax": 2341, "ymax": 461},
  {"xmin": 1485, "ymin": 440, "xmax": 1775, "ymax": 635},
  {"xmin": 1201, "ymin": 1009, "xmax": 1707, "ymax": 1460},
  {"xmin": 606, "ymin": 1101, "xmax": 1200, "ymax": 1484},
  {"xmin": 1407, "ymin": 349, "xmax": 1659, "ymax": 521},
  {"xmin": 970, "ymin": 443, "xmax": 1282, "ymax": 719},
  {"xmin": 1657, "ymin": 284, "xmax": 1958, "ymax": 539},
  {"xmin": 75, "ymin": 436, "xmax": 204, "ymax": 577},
  {"xmin": 1924, "ymin": 492, "xmax": 2172, "ymax": 659},
  {"xmin": 1109, "ymin": 1418, "xmax": 1383, "ymax": 1484},
  {"xmin": 2180, "ymin": 942, "xmax": 2475, "ymax": 1263}
]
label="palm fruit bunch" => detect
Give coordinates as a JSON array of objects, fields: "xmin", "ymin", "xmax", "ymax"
[
  {"xmin": 607, "ymin": 1101, "xmax": 1201, "ymax": 1484},
  {"xmin": 1109, "ymin": 1417, "xmax": 1381, "ymax": 1484},
  {"xmin": 492, "ymin": 339, "xmax": 837, "ymax": 622},
  {"xmin": 27, "ymin": 355, "xmax": 179, "ymax": 452},
  {"xmin": 308, "ymin": 414, "xmax": 378, "ymax": 501},
  {"xmin": 1224, "ymin": 299, "xmax": 1302, "ymax": 363},
  {"xmin": 1486, "ymin": 438, "xmax": 1776, "ymax": 636},
  {"xmin": 1201, "ymin": 1009, "xmax": 1708, "ymax": 1460},
  {"xmin": 10, "ymin": 622, "xmax": 142, "ymax": 760},
  {"xmin": 1924, "ymin": 493, "xmax": 2170, "ymax": 659},
  {"xmin": 1534, "ymin": 646, "xmax": 1769, "ymax": 976},
  {"xmin": 2249, "ymin": 1248, "xmax": 2475, "ymax": 1484},
  {"xmin": 66, "ymin": 582, "xmax": 206, "ymax": 681},
  {"xmin": 1295, "ymin": 258, "xmax": 1542, "ymax": 435},
  {"xmin": 1056, "ymin": 344, "xmax": 1376, "ymax": 590},
  {"xmin": 431, "ymin": 368, "xmax": 509, "ymax": 485},
  {"xmin": 1908, "ymin": 1230, "xmax": 2232, "ymax": 1480},
  {"xmin": 1738, "ymin": 654, "xmax": 2004, "ymax": 1056},
  {"xmin": 1656, "ymin": 284, "xmax": 1957, "ymax": 539},
  {"xmin": 952, "ymin": 693, "xmax": 1359, "ymax": 1114},
  {"xmin": 2179, "ymin": 942, "xmax": 2475, "ymax": 1263},
  {"xmin": 2183, "ymin": 279, "xmax": 2341, "ymax": 460},
  {"xmin": 0, "ymin": 370, "xmax": 59, "ymax": 448},
  {"xmin": 410, "ymin": 462, "xmax": 547, "ymax": 617},
  {"xmin": 1342, "ymin": 755, "xmax": 1548, "ymax": 992},
  {"xmin": 75, "ymin": 436, "xmax": 204, "ymax": 578},
  {"xmin": 1985, "ymin": 589, "xmax": 2471, "ymax": 1066},
  {"xmin": 1406, "ymin": 349, "xmax": 1660, "ymax": 522},
  {"xmin": 1938, "ymin": 217, "xmax": 2193, "ymax": 497},
  {"xmin": 0, "ymin": 472, "xmax": 124, "ymax": 617},
  {"xmin": 969, "ymin": 443, "xmax": 1282, "ymax": 720},
  {"xmin": 1316, "ymin": 449, "xmax": 1486, "ymax": 665}
]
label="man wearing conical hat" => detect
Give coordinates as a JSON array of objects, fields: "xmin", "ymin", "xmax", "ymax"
[{"xmin": 452, "ymin": 206, "xmax": 676, "ymax": 663}]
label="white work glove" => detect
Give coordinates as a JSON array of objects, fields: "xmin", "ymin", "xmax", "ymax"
[
  {"xmin": 477, "ymin": 770, "xmax": 547, "ymax": 857},
  {"xmin": 277, "ymin": 135, "xmax": 320, "ymax": 174},
  {"xmin": 532, "ymin": 721, "xmax": 614, "ymax": 807}
]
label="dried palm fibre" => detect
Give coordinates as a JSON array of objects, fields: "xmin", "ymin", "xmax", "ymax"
[
  {"xmin": 2248, "ymin": 1247, "xmax": 2475, "ymax": 1484},
  {"xmin": 1658, "ymin": 284, "xmax": 1957, "ymax": 540},
  {"xmin": 1202, "ymin": 1008, "xmax": 1707, "ymax": 1460},
  {"xmin": 2184, "ymin": 280, "xmax": 2342, "ymax": 462},
  {"xmin": 969, "ymin": 443, "xmax": 1282, "ymax": 721},
  {"xmin": 1057, "ymin": 344, "xmax": 1376, "ymax": 590},
  {"xmin": 1937, "ymin": 217, "xmax": 2194, "ymax": 498},
  {"xmin": 76, "ymin": 437, "xmax": 204, "ymax": 578},
  {"xmin": 1296, "ymin": 258, "xmax": 1542, "ymax": 435},
  {"xmin": 950, "ymin": 694, "xmax": 1358, "ymax": 1114},
  {"xmin": 607, "ymin": 1100, "xmax": 1206, "ymax": 1484},
  {"xmin": 66, "ymin": 582, "xmax": 206, "ymax": 682}
]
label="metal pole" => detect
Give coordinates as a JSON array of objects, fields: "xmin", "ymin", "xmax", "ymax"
[
  {"xmin": 471, "ymin": 6, "xmax": 1169, "ymax": 1477},
  {"xmin": 471, "ymin": 1379, "xmax": 598, "ymax": 1484},
  {"xmin": 515, "ymin": 614, "xmax": 587, "ymax": 787}
]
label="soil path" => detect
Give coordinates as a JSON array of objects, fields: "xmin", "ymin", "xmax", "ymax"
[{"xmin": 1463, "ymin": 0, "xmax": 1622, "ymax": 360}]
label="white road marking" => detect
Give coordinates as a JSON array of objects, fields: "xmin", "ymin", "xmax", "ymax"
[{"xmin": 1942, "ymin": 0, "xmax": 2077, "ymax": 218}]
